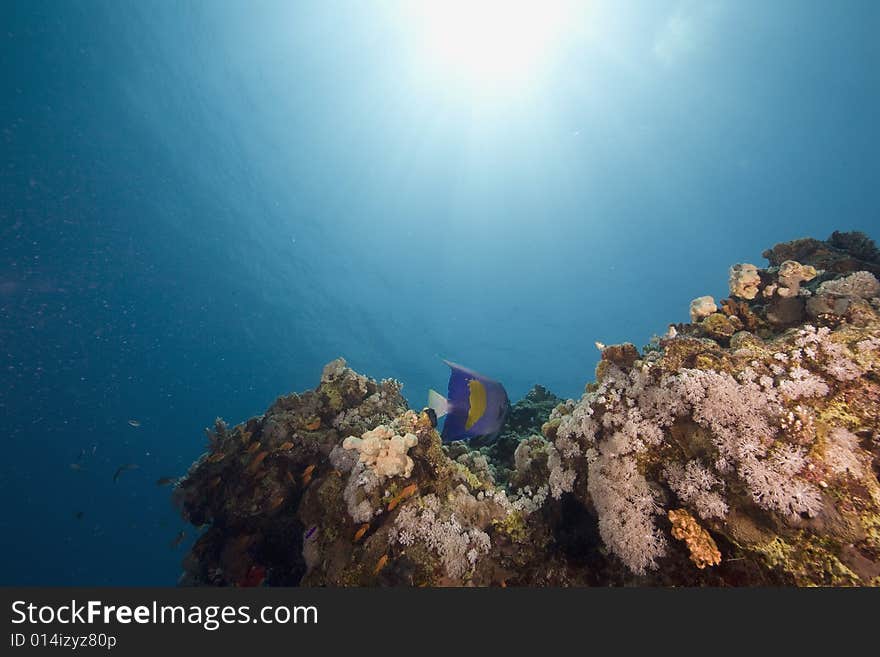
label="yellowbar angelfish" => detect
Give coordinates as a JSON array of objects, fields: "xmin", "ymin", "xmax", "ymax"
[{"xmin": 427, "ymin": 360, "xmax": 509, "ymax": 442}]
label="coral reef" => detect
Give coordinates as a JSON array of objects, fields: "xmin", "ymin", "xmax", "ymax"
[
  {"xmin": 172, "ymin": 358, "xmax": 408, "ymax": 586},
  {"xmin": 547, "ymin": 231, "xmax": 880, "ymax": 585},
  {"xmin": 174, "ymin": 231, "xmax": 880, "ymax": 586},
  {"xmin": 763, "ymin": 231, "xmax": 880, "ymax": 277}
]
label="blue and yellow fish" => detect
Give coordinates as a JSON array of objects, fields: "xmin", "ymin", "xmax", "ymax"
[{"xmin": 428, "ymin": 360, "xmax": 509, "ymax": 442}]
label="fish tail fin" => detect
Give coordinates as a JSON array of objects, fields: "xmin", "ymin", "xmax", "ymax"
[{"xmin": 427, "ymin": 389, "xmax": 449, "ymax": 418}]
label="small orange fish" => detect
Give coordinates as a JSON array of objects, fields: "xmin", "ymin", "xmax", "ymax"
[
  {"xmin": 246, "ymin": 442, "xmax": 261, "ymax": 454},
  {"xmin": 388, "ymin": 483, "xmax": 419, "ymax": 511},
  {"xmin": 373, "ymin": 554, "xmax": 388, "ymax": 575},
  {"xmin": 305, "ymin": 419, "xmax": 321, "ymax": 431},
  {"xmin": 207, "ymin": 452, "xmax": 226, "ymax": 463},
  {"xmin": 302, "ymin": 464, "xmax": 316, "ymax": 486},
  {"xmin": 268, "ymin": 493, "xmax": 285, "ymax": 510},
  {"xmin": 285, "ymin": 471, "xmax": 296, "ymax": 485},
  {"xmin": 208, "ymin": 475, "xmax": 222, "ymax": 488},
  {"xmin": 247, "ymin": 451, "xmax": 268, "ymax": 474},
  {"xmin": 353, "ymin": 523, "xmax": 369, "ymax": 542},
  {"xmin": 277, "ymin": 441, "xmax": 294, "ymax": 451}
]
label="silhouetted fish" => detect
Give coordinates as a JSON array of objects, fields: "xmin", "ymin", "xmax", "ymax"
[
  {"xmin": 74, "ymin": 511, "xmax": 85, "ymax": 521},
  {"xmin": 170, "ymin": 530, "xmax": 186, "ymax": 549},
  {"xmin": 113, "ymin": 463, "xmax": 140, "ymax": 483},
  {"xmin": 155, "ymin": 477, "xmax": 177, "ymax": 487}
]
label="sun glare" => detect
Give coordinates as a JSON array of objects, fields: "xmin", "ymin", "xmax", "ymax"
[{"xmin": 404, "ymin": 0, "xmax": 584, "ymax": 96}]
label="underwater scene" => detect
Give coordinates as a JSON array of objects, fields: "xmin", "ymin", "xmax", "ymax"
[{"xmin": 2, "ymin": 1, "xmax": 879, "ymax": 587}]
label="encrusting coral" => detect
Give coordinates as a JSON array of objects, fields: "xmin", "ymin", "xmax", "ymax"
[
  {"xmin": 173, "ymin": 231, "xmax": 880, "ymax": 587},
  {"xmin": 668, "ymin": 509, "xmax": 722, "ymax": 569}
]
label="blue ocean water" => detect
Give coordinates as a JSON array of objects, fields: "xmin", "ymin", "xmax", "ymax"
[{"xmin": 0, "ymin": 1, "xmax": 877, "ymax": 585}]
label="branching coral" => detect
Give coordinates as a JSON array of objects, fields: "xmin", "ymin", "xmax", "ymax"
[
  {"xmin": 664, "ymin": 460, "xmax": 728, "ymax": 520},
  {"xmin": 823, "ymin": 427, "xmax": 868, "ymax": 479},
  {"xmin": 391, "ymin": 493, "xmax": 491, "ymax": 580},
  {"xmin": 588, "ymin": 453, "xmax": 668, "ymax": 575},
  {"xmin": 545, "ymin": 312, "xmax": 877, "ymax": 572}
]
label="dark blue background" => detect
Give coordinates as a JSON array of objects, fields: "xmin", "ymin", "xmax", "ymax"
[{"xmin": 1, "ymin": 1, "xmax": 877, "ymax": 584}]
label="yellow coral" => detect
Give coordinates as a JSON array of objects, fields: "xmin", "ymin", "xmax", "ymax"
[
  {"xmin": 701, "ymin": 313, "xmax": 736, "ymax": 341},
  {"xmin": 668, "ymin": 508, "xmax": 722, "ymax": 569},
  {"xmin": 753, "ymin": 536, "xmax": 861, "ymax": 586},
  {"xmin": 322, "ymin": 386, "xmax": 344, "ymax": 412}
]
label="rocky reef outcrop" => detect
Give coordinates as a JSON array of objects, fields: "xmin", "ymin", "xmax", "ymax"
[{"xmin": 174, "ymin": 231, "xmax": 880, "ymax": 586}]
